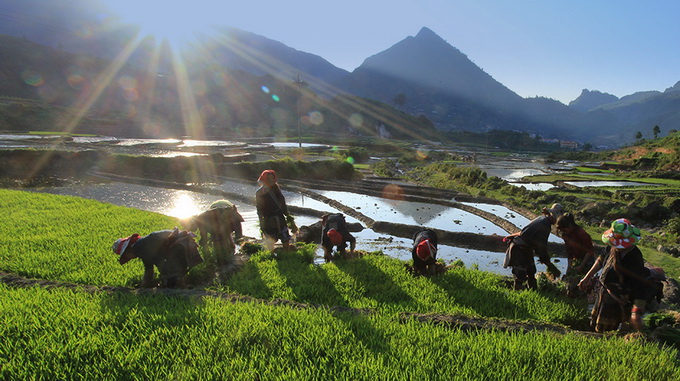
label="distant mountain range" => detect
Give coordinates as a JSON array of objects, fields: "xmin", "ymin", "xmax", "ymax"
[{"xmin": 1, "ymin": 1, "xmax": 678, "ymax": 146}]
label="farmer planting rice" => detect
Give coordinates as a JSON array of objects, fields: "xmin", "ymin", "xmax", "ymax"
[
  {"xmin": 255, "ymin": 169, "xmax": 297, "ymax": 252},
  {"xmin": 412, "ymin": 228, "xmax": 438, "ymax": 276},
  {"xmin": 186, "ymin": 199, "xmax": 244, "ymax": 266},
  {"xmin": 321, "ymin": 213, "xmax": 356, "ymax": 262},
  {"xmin": 556, "ymin": 213, "xmax": 595, "ymax": 276},
  {"xmin": 503, "ymin": 203, "xmax": 563, "ymax": 290},
  {"xmin": 112, "ymin": 228, "xmax": 203, "ymax": 288},
  {"xmin": 578, "ymin": 218, "xmax": 664, "ymax": 332}
]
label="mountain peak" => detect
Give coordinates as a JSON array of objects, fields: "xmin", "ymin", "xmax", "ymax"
[
  {"xmin": 568, "ymin": 89, "xmax": 618, "ymax": 112},
  {"xmin": 415, "ymin": 27, "xmax": 438, "ymax": 38},
  {"xmin": 665, "ymin": 80, "xmax": 680, "ymax": 93}
]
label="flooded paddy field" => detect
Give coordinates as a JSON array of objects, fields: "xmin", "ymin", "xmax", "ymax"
[
  {"xmin": 564, "ymin": 180, "xmax": 661, "ymax": 188},
  {"xmin": 32, "ymin": 179, "xmax": 567, "ymax": 276}
]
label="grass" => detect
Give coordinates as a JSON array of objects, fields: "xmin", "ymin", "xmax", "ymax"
[
  {"xmin": 0, "ymin": 189, "xmax": 179, "ymax": 286},
  {"xmin": 220, "ymin": 249, "xmax": 585, "ymax": 325},
  {"xmin": 2, "ymin": 285, "xmax": 679, "ymax": 380},
  {"xmin": 1, "ymin": 189, "xmax": 679, "ymax": 379}
]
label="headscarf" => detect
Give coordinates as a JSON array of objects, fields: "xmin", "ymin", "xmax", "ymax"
[
  {"xmin": 112, "ymin": 234, "xmax": 140, "ymax": 264},
  {"xmin": 327, "ymin": 228, "xmax": 343, "ymax": 245},
  {"xmin": 416, "ymin": 239, "xmax": 437, "ymax": 260},
  {"xmin": 601, "ymin": 218, "xmax": 641, "ymax": 249},
  {"xmin": 258, "ymin": 169, "xmax": 278, "ymax": 184}
]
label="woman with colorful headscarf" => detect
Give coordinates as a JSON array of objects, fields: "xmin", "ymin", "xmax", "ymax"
[
  {"xmin": 255, "ymin": 170, "xmax": 295, "ymax": 251},
  {"xmin": 578, "ymin": 218, "xmax": 648, "ymax": 332}
]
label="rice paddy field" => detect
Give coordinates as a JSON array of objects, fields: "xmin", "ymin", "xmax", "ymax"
[{"xmin": 1, "ymin": 189, "xmax": 679, "ymax": 380}]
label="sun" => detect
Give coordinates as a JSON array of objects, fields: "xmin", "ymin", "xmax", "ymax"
[{"xmin": 103, "ymin": 0, "xmax": 222, "ymax": 47}]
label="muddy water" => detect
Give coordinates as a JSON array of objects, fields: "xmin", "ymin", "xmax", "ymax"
[{"xmin": 33, "ymin": 182, "xmax": 570, "ymax": 275}]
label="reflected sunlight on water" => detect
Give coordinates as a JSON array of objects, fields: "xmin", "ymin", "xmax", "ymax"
[{"xmin": 161, "ymin": 193, "xmax": 203, "ymax": 219}]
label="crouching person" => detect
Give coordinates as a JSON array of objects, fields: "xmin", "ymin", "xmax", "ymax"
[
  {"xmin": 321, "ymin": 213, "xmax": 356, "ymax": 262},
  {"xmin": 187, "ymin": 199, "xmax": 244, "ymax": 265},
  {"xmin": 112, "ymin": 228, "xmax": 203, "ymax": 288},
  {"xmin": 412, "ymin": 229, "xmax": 438, "ymax": 276}
]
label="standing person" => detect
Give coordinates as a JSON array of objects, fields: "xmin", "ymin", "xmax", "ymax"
[
  {"xmin": 412, "ymin": 229, "xmax": 438, "ymax": 276},
  {"xmin": 186, "ymin": 199, "xmax": 244, "ymax": 265},
  {"xmin": 255, "ymin": 169, "xmax": 295, "ymax": 251},
  {"xmin": 578, "ymin": 218, "xmax": 649, "ymax": 332},
  {"xmin": 112, "ymin": 228, "xmax": 202, "ymax": 288},
  {"xmin": 503, "ymin": 203, "xmax": 563, "ymax": 290},
  {"xmin": 321, "ymin": 213, "xmax": 356, "ymax": 262},
  {"xmin": 556, "ymin": 213, "xmax": 595, "ymax": 275}
]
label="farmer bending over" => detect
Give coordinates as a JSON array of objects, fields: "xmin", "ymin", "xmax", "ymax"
[
  {"xmin": 412, "ymin": 229, "xmax": 438, "ymax": 276},
  {"xmin": 503, "ymin": 203, "xmax": 563, "ymax": 290},
  {"xmin": 321, "ymin": 213, "xmax": 356, "ymax": 262},
  {"xmin": 187, "ymin": 199, "xmax": 244, "ymax": 265},
  {"xmin": 112, "ymin": 228, "xmax": 203, "ymax": 288}
]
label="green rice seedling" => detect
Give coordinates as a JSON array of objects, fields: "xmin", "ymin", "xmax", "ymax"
[
  {"xmin": 0, "ymin": 189, "xmax": 179, "ymax": 286},
  {"xmin": 222, "ymin": 252, "xmax": 586, "ymax": 325},
  {"xmin": 1, "ymin": 285, "xmax": 678, "ymax": 380}
]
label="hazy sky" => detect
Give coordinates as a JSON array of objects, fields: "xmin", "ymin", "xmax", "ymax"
[{"xmin": 103, "ymin": 0, "xmax": 680, "ymax": 104}]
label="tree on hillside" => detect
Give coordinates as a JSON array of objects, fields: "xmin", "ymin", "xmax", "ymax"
[
  {"xmin": 635, "ymin": 131, "xmax": 643, "ymax": 142},
  {"xmin": 392, "ymin": 93, "xmax": 407, "ymax": 109},
  {"xmin": 653, "ymin": 125, "xmax": 661, "ymax": 139},
  {"xmin": 669, "ymin": 129, "xmax": 678, "ymax": 135}
]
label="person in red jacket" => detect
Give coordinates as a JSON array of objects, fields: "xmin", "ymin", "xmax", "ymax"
[{"xmin": 556, "ymin": 213, "xmax": 595, "ymax": 275}]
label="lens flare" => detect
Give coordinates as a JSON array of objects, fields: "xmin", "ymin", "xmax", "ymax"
[
  {"xmin": 261, "ymin": 86, "xmax": 270, "ymax": 94},
  {"xmin": 67, "ymin": 74, "xmax": 85, "ymax": 88},
  {"xmin": 348, "ymin": 113, "xmax": 363, "ymax": 128},
  {"xmin": 118, "ymin": 75, "xmax": 137, "ymax": 90},
  {"xmin": 346, "ymin": 156, "xmax": 355, "ymax": 164},
  {"xmin": 21, "ymin": 70, "xmax": 44, "ymax": 87},
  {"xmin": 200, "ymin": 104, "xmax": 216, "ymax": 118},
  {"xmin": 272, "ymin": 95, "xmax": 280, "ymax": 102},
  {"xmin": 309, "ymin": 111, "xmax": 324, "ymax": 125},
  {"xmin": 122, "ymin": 88, "xmax": 139, "ymax": 102},
  {"xmin": 382, "ymin": 184, "xmax": 405, "ymax": 201}
]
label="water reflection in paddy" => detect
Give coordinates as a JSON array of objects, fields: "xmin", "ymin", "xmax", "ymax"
[
  {"xmin": 313, "ymin": 190, "xmax": 508, "ymax": 235},
  {"xmin": 29, "ymin": 182, "xmax": 573, "ymax": 275},
  {"xmin": 461, "ymin": 202, "xmax": 562, "ymax": 243},
  {"xmin": 565, "ymin": 180, "xmax": 659, "ymax": 187},
  {"xmin": 508, "ymin": 182, "xmax": 555, "ymax": 191}
]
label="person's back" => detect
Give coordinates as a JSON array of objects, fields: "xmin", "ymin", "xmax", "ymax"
[
  {"xmin": 114, "ymin": 229, "xmax": 201, "ymax": 288},
  {"xmin": 324, "ymin": 213, "xmax": 348, "ymax": 233},
  {"xmin": 133, "ymin": 230, "xmax": 173, "ymax": 266},
  {"xmin": 321, "ymin": 213, "xmax": 355, "ymax": 261},
  {"xmin": 411, "ymin": 229, "xmax": 438, "ymax": 276}
]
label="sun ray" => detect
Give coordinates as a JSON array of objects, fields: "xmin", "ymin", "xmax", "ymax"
[
  {"xmin": 26, "ymin": 34, "xmax": 146, "ymax": 182},
  {"xmin": 195, "ymin": 31, "xmax": 430, "ymax": 143}
]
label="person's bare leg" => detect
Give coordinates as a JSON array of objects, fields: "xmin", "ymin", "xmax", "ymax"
[{"xmin": 631, "ymin": 303, "xmax": 645, "ymax": 331}]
